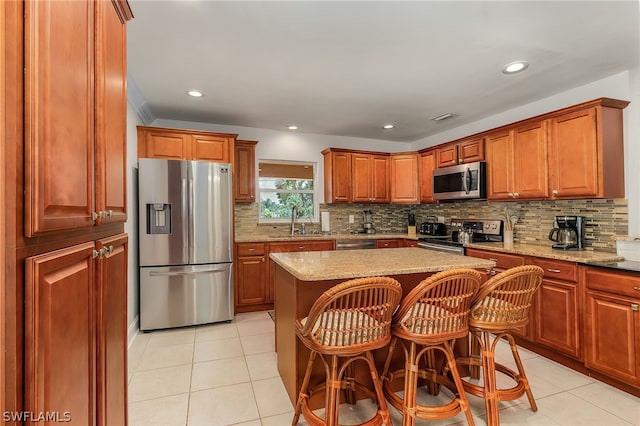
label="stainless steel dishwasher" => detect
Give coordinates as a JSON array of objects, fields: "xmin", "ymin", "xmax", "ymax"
[{"xmin": 335, "ymin": 239, "xmax": 377, "ymax": 250}]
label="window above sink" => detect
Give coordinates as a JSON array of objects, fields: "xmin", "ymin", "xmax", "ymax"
[{"xmin": 258, "ymin": 160, "xmax": 318, "ymax": 224}]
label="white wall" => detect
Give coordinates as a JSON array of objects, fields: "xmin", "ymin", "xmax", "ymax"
[{"xmin": 126, "ymin": 100, "xmax": 143, "ymax": 344}]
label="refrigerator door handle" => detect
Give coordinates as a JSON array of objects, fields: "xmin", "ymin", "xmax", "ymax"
[
  {"xmin": 187, "ymin": 175, "xmax": 195, "ymax": 261},
  {"xmin": 181, "ymin": 176, "xmax": 190, "ymax": 261},
  {"xmin": 149, "ymin": 268, "xmax": 228, "ymax": 277}
]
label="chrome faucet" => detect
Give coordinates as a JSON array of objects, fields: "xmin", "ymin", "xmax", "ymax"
[{"xmin": 290, "ymin": 205, "xmax": 298, "ymax": 235}]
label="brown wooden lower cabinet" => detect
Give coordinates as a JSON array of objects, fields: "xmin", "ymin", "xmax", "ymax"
[
  {"xmin": 376, "ymin": 239, "xmax": 401, "ymax": 248},
  {"xmin": 583, "ymin": 267, "xmax": 640, "ymax": 387},
  {"xmin": 96, "ymin": 234, "xmax": 128, "ymax": 426},
  {"xmin": 25, "ymin": 234, "xmax": 128, "ymax": 426},
  {"xmin": 235, "ymin": 240, "xmax": 335, "ymax": 313},
  {"xmin": 531, "ymin": 258, "xmax": 580, "ymax": 359},
  {"xmin": 236, "ymin": 243, "xmax": 269, "ymax": 308},
  {"xmin": 463, "ymin": 252, "xmax": 640, "ymax": 395}
]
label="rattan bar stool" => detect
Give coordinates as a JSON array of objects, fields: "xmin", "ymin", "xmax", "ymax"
[
  {"xmin": 456, "ymin": 265, "xmax": 544, "ymax": 426},
  {"xmin": 292, "ymin": 276, "xmax": 403, "ymax": 426},
  {"xmin": 380, "ymin": 269, "xmax": 482, "ymax": 426}
]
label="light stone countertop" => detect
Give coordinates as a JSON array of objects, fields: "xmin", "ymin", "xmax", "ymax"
[
  {"xmin": 235, "ymin": 232, "xmax": 418, "ymax": 243},
  {"xmin": 269, "ymin": 247, "xmax": 495, "ymax": 281},
  {"xmin": 465, "ymin": 242, "xmax": 623, "ymax": 263}
]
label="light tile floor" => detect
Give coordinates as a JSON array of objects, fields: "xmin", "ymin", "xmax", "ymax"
[{"xmin": 128, "ymin": 311, "xmax": 640, "ymax": 426}]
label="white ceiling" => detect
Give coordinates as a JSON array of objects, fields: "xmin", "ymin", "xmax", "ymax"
[{"xmin": 126, "ymin": 1, "xmax": 639, "ymax": 143}]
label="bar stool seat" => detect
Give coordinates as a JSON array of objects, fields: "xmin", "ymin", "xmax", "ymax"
[
  {"xmin": 380, "ymin": 269, "xmax": 482, "ymax": 426},
  {"xmin": 456, "ymin": 265, "xmax": 544, "ymax": 426},
  {"xmin": 292, "ymin": 276, "xmax": 403, "ymax": 426}
]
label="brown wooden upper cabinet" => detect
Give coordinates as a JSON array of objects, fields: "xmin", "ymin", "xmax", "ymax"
[
  {"xmin": 548, "ymin": 100, "xmax": 627, "ymax": 199},
  {"xmin": 436, "ymin": 137, "xmax": 484, "ymax": 168},
  {"xmin": 486, "ymin": 121, "xmax": 549, "ymax": 200},
  {"xmin": 351, "ymin": 152, "xmax": 390, "ymax": 203},
  {"xmin": 419, "ymin": 149, "xmax": 437, "ymax": 203},
  {"xmin": 234, "ymin": 140, "xmax": 258, "ymax": 202},
  {"xmin": 137, "ymin": 126, "xmax": 237, "ymax": 163},
  {"xmin": 390, "ymin": 153, "xmax": 420, "ymax": 204},
  {"xmin": 323, "ymin": 148, "xmax": 352, "ymax": 203},
  {"xmin": 486, "ymin": 98, "xmax": 628, "ymax": 201},
  {"xmin": 24, "ymin": 0, "xmax": 129, "ymax": 236}
]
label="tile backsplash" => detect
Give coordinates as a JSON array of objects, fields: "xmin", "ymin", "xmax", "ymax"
[{"xmin": 235, "ymin": 198, "xmax": 628, "ymax": 253}]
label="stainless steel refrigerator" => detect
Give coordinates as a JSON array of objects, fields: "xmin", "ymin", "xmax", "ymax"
[{"xmin": 138, "ymin": 159, "xmax": 233, "ymax": 331}]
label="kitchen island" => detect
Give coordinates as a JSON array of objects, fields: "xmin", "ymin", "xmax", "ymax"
[{"xmin": 271, "ymin": 247, "xmax": 495, "ymax": 406}]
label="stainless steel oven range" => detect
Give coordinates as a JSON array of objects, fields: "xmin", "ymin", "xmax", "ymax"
[{"xmin": 417, "ymin": 218, "xmax": 504, "ymax": 255}]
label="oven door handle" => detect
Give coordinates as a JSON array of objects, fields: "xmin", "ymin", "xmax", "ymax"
[{"xmin": 417, "ymin": 241, "xmax": 464, "ymax": 255}]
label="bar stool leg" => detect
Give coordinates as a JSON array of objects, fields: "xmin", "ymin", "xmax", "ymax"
[
  {"xmin": 325, "ymin": 355, "xmax": 341, "ymax": 426},
  {"xmin": 506, "ymin": 334, "xmax": 537, "ymax": 411},
  {"xmin": 293, "ymin": 351, "xmax": 317, "ymax": 425},
  {"xmin": 480, "ymin": 332, "xmax": 500, "ymax": 426},
  {"xmin": 364, "ymin": 351, "xmax": 392, "ymax": 426},
  {"xmin": 400, "ymin": 341, "xmax": 418, "ymax": 426},
  {"xmin": 443, "ymin": 341, "xmax": 475, "ymax": 426}
]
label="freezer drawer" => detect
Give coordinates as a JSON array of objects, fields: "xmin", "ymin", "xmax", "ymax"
[{"xmin": 140, "ymin": 263, "xmax": 233, "ymax": 331}]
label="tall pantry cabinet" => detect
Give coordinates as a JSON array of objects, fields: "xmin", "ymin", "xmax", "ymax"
[{"xmin": 2, "ymin": 1, "xmax": 133, "ymax": 424}]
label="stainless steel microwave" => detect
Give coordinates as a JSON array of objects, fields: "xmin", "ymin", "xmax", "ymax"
[{"xmin": 432, "ymin": 161, "xmax": 486, "ymax": 200}]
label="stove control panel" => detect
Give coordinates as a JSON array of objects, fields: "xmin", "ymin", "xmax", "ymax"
[{"xmin": 450, "ymin": 218, "xmax": 503, "ymax": 236}]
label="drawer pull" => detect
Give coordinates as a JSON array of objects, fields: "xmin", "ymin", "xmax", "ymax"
[
  {"xmin": 632, "ymin": 304, "xmax": 639, "ymax": 312},
  {"xmin": 547, "ymin": 268, "xmax": 562, "ymax": 273},
  {"xmin": 262, "ymin": 257, "xmax": 265, "ymax": 262},
  {"xmin": 248, "ymin": 248, "xmax": 255, "ymax": 251},
  {"xmin": 488, "ymin": 258, "xmax": 498, "ymax": 262},
  {"xmin": 298, "ymin": 246, "xmax": 305, "ymax": 250},
  {"xmin": 633, "ymin": 287, "xmax": 640, "ymax": 291}
]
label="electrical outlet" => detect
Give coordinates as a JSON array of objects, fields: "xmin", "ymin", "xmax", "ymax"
[
  {"xmin": 348, "ymin": 215, "xmax": 354, "ymax": 224},
  {"xmin": 437, "ymin": 215, "xmax": 445, "ymax": 223}
]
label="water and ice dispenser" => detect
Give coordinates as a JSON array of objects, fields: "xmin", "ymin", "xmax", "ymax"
[{"xmin": 146, "ymin": 203, "xmax": 171, "ymax": 234}]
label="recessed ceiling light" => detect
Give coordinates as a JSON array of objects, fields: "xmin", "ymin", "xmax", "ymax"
[
  {"xmin": 287, "ymin": 125, "xmax": 299, "ymax": 130},
  {"xmin": 430, "ymin": 112, "xmax": 457, "ymax": 122},
  {"xmin": 502, "ymin": 61, "xmax": 529, "ymax": 74},
  {"xmin": 187, "ymin": 90, "xmax": 203, "ymax": 97},
  {"xmin": 383, "ymin": 124, "xmax": 395, "ymax": 129}
]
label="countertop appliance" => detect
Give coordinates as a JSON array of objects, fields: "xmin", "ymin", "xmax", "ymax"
[
  {"xmin": 417, "ymin": 218, "xmax": 503, "ymax": 255},
  {"xmin": 548, "ymin": 215, "xmax": 585, "ymax": 250},
  {"xmin": 138, "ymin": 159, "xmax": 233, "ymax": 331},
  {"xmin": 433, "ymin": 161, "xmax": 486, "ymax": 201},
  {"xmin": 419, "ymin": 221, "xmax": 447, "ymax": 236},
  {"xmin": 362, "ymin": 209, "xmax": 376, "ymax": 234}
]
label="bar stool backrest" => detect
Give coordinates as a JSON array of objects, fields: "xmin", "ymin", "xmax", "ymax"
[
  {"xmin": 469, "ymin": 265, "xmax": 544, "ymax": 331},
  {"xmin": 295, "ymin": 276, "xmax": 402, "ymax": 356},
  {"xmin": 392, "ymin": 268, "xmax": 482, "ymax": 342}
]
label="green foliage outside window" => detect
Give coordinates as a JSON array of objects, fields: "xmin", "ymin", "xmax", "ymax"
[{"xmin": 259, "ymin": 177, "xmax": 315, "ymax": 220}]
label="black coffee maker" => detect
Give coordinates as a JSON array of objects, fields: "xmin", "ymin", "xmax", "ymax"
[{"xmin": 548, "ymin": 216, "xmax": 585, "ymax": 250}]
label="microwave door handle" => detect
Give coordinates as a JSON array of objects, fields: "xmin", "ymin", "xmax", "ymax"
[{"xmin": 462, "ymin": 168, "xmax": 470, "ymax": 194}]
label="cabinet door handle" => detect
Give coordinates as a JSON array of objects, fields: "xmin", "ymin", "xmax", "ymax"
[
  {"xmin": 547, "ymin": 268, "xmax": 562, "ymax": 273},
  {"xmin": 488, "ymin": 258, "xmax": 498, "ymax": 262},
  {"xmin": 262, "ymin": 257, "xmax": 265, "ymax": 262},
  {"xmin": 552, "ymin": 189, "xmax": 559, "ymax": 195},
  {"xmin": 513, "ymin": 192, "xmax": 519, "ymax": 197},
  {"xmin": 633, "ymin": 286, "xmax": 640, "ymax": 291},
  {"xmin": 632, "ymin": 304, "xmax": 639, "ymax": 312}
]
